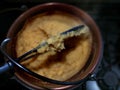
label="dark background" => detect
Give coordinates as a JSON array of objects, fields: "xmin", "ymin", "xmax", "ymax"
[{"xmin": 0, "ymin": 0, "xmax": 120, "ymax": 90}]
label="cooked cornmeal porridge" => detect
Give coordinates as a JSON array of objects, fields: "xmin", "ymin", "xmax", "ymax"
[{"xmin": 15, "ymin": 11, "xmax": 92, "ymax": 81}]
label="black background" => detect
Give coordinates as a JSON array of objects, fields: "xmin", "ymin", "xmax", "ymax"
[{"xmin": 0, "ymin": 0, "xmax": 120, "ymax": 90}]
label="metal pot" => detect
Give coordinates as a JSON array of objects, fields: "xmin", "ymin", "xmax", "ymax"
[{"xmin": 0, "ymin": 2, "xmax": 103, "ymax": 90}]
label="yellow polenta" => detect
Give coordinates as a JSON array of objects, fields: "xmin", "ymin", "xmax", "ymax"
[{"xmin": 16, "ymin": 11, "xmax": 92, "ymax": 81}]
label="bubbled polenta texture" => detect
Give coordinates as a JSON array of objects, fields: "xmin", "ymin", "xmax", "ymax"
[{"xmin": 16, "ymin": 11, "xmax": 92, "ymax": 81}]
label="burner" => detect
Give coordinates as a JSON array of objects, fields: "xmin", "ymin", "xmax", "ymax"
[{"xmin": 97, "ymin": 68, "xmax": 120, "ymax": 90}]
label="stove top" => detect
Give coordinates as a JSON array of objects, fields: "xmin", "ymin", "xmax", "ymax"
[{"xmin": 0, "ymin": 1, "xmax": 120, "ymax": 90}]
